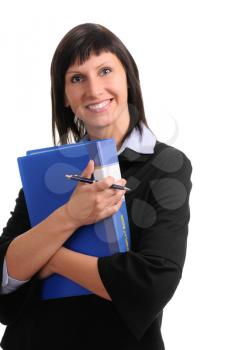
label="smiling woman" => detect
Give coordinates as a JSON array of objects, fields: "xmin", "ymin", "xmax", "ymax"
[
  {"xmin": 50, "ymin": 23, "xmax": 148, "ymax": 146},
  {"xmin": 0, "ymin": 23, "xmax": 192, "ymax": 350},
  {"xmin": 64, "ymin": 51, "xmax": 130, "ymax": 146}
]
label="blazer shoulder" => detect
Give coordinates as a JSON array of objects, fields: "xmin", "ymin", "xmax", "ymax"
[{"xmin": 153, "ymin": 140, "xmax": 192, "ymax": 175}]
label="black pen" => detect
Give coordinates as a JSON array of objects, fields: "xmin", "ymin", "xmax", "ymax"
[{"xmin": 65, "ymin": 174, "xmax": 131, "ymax": 191}]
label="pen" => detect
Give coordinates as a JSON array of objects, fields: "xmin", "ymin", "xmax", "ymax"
[{"xmin": 65, "ymin": 174, "xmax": 131, "ymax": 191}]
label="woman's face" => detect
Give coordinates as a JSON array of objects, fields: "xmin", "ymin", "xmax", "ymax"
[{"xmin": 64, "ymin": 51, "xmax": 130, "ymax": 136}]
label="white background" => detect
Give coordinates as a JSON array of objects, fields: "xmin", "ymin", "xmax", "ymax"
[{"xmin": 0, "ymin": 1, "xmax": 231, "ymax": 349}]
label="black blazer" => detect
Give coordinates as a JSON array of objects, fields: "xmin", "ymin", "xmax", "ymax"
[{"xmin": 0, "ymin": 140, "xmax": 192, "ymax": 350}]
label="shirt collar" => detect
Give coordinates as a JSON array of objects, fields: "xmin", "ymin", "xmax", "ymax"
[
  {"xmin": 81, "ymin": 122, "xmax": 156, "ymax": 156},
  {"xmin": 117, "ymin": 122, "xmax": 156, "ymax": 155}
]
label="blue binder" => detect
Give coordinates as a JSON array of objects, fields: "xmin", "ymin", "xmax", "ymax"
[{"xmin": 17, "ymin": 139, "xmax": 131, "ymax": 300}]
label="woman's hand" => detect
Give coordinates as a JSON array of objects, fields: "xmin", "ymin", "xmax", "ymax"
[{"xmin": 63, "ymin": 159, "xmax": 127, "ymax": 229}]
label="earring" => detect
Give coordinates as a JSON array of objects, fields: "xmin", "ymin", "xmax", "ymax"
[{"xmin": 74, "ymin": 115, "xmax": 78, "ymax": 124}]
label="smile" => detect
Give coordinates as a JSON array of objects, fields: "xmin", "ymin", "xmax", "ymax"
[{"xmin": 86, "ymin": 99, "xmax": 113, "ymax": 113}]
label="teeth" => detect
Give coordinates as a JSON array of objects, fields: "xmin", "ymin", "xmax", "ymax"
[{"xmin": 88, "ymin": 100, "xmax": 110, "ymax": 110}]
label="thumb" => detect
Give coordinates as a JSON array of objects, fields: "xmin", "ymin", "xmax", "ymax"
[{"xmin": 81, "ymin": 159, "xmax": 95, "ymax": 179}]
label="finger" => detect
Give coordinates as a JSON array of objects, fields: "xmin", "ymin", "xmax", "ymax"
[
  {"xmin": 104, "ymin": 178, "xmax": 127, "ymax": 196},
  {"xmin": 95, "ymin": 176, "xmax": 115, "ymax": 191},
  {"xmin": 71, "ymin": 160, "xmax": 95, "ymax": 194},
  {"xmin": 101, "ymin": 187, "xmax": 118, "ymax": 198},
  {"xmin": 98, "ymin": 197, "xmax": 123, "ymax": 220},
  {"xmin": 95, "ymin": 177, "xmax": 127, "ymax": 196},
  {"xmin": 114, "ymin": 178, "xmax": 127, "ymax": 187},
  {"xmin": 81, "ymin": 159, "xmax": 95, "ymax": 179},
  {"xmin": 100, "ymin": 188, "xmax": 126, "ymax": 208},
  {"xmin": 75, "ymin": 160, "xmax": 95, "ymax": 190},
  {"xmin": 112, "ymin": 188, "xmax": 126, "ymax": 202}
]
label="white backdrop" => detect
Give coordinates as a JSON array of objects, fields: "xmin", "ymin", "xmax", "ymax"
[{"xmin": 0, "ymin": 1, "xmax": 231, "ymax": 349}]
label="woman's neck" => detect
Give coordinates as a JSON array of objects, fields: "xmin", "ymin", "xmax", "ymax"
[{"xmin": 87, "ymin": 116, "xmax": 130, "ymax": 150}]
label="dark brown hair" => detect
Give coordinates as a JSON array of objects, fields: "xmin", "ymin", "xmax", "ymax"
[{"xmin": 51, "ymin": 23, "xmax": 149, "ymax": 145}]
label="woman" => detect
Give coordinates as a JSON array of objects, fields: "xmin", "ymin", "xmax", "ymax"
[{"xmin": 0, "ymin": 23, "xmax": 192, "ymax": 349}]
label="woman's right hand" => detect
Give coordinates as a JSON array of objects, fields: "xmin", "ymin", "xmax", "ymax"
[{"xmin": 63, "ymin": 160, "xmax": 127, "ymax": 229}]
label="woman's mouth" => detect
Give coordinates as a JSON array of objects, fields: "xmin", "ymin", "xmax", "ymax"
[{"xmin": 86, "ymin": 99, "xmax": 113, "ymax": 113}]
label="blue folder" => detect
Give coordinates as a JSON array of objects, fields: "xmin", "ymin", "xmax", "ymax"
[{"xmin": 17, "ymin": 138, "xmax": 131, "ymax": 300}]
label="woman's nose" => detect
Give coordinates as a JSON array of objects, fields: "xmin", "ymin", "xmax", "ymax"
[{"xmin": 85, "ymin": 76, "xmax": 104, "ymax": 98}]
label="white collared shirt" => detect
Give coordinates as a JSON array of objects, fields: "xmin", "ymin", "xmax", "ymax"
[
  {"xmin": 117, "ymin": 122, "xmax": 156, "ymax": 155},
  {"xmin": 1, "ymin": 122, "xmax": 156, "ymax": 294}
]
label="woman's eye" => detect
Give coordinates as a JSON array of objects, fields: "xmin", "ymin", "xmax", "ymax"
[
  {"xmin": 71, "ymin": 75, "xmax": 83, "ymax": 83},
  {"xmin": 100, "ymin": 67, "xmax": 112, "ymax": 76},
  {"xmin": 70, "ymin": 68, "xmax": 111, "ymax": 83}
]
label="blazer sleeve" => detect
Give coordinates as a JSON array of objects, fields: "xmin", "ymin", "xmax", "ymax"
[
  {"xmin": 98, "ymin": 153, "xmax": 192, "ymax": 340},
  {"xmin": 0, "ymin": 189, "xmax": 41, "ymax": 326}
]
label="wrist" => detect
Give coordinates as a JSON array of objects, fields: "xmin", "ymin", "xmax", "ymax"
[{"xmin": 55, "ymin": 205, "xmax": 81, "ymax": 232}]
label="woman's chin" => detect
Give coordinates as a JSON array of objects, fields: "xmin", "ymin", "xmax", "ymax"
[{"xmin": 87, "ymin": 117, "xmax": 116, "ymax": 130}]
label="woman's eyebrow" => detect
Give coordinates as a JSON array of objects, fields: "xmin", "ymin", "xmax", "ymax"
[{"xmin": 66, "ymin": 61, "xmax": 113, "ymax": 74}]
